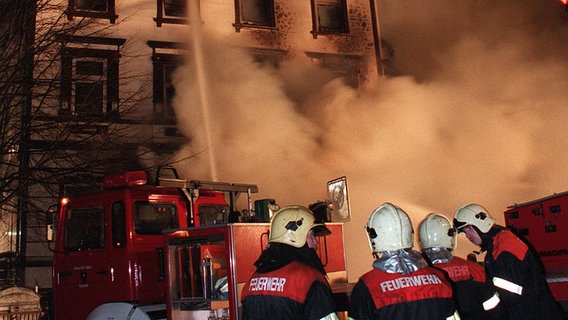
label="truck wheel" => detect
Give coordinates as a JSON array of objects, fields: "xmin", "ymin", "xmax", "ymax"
[{"xmin": 86, "ymin": 302, "xmax": 152, "ymax": 320}]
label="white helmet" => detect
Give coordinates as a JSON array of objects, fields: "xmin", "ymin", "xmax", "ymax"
[
  {"xmin": 453, "ymin": 203, "xmax": 495, "ymax": 234},
  {"xmin": 269, "ymin": 205, "xmax": 330, "ymax": 248},
  {"xmin": 419, "ymin": 213, "xmax": 456, "ymax": 250},
  {"xmin": 366, "ymin": 203, "xmax": 414, "ymax": 252}
]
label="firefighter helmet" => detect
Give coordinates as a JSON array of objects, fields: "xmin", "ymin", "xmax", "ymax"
[
  {"xmin": 453, "ymin": 203, "xmax": 495, "ymax": 234},
  {"xmin": 419, "ymin": 213, "xmax": 456, "ymax": 250},
  {"xmin": 268, "ymin": 205, "xmax": 330, "ymax": 248},
  {"xmin": 366, "ymin": 203, "xmax": 414, "ymax": 252}
]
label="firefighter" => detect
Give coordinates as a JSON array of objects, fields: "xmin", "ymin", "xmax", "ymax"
[
  {"xmin": 241, "ymin": 205, "xmax": 338, "ymax": 320},
  {"xmin": 419, "ymin": 213, "xmax": 503, "ymax": 320},
  {"xmin": 454, "ymin": 203, "xmax": 565, "ymax": 320},
  {"xmin": 348, "ymin": 203, "xmax": 459, "ymax": 320}
]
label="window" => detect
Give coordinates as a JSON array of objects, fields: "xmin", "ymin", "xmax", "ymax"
[
  {"xmin": 74, "ymin": 60, "xmax": 105, "ymax": 115},
  {"xmin": 112, "ymin": 201, "xmax": 126, "ymax": 248},
  {"xmin": 59, "ymin": 35, "xmax": 125, "ymax": 118},
  {"xmin": 310, "ymin": 0, "xmax": 348, "ymax": 38},
  {"xmin": 67, "ymin": 0, "xmax": 118, "ymax": 23},
  {"xmin": 248, "ymin": 47, "xmax": 288, "ymax": 68},
  {"xmin": 64, "ymin": 206, "xmax": 105, "ymax": 251},
  {"xmin": 134, "ymin": 201, "xmax": 179, "ymax": 234},
  {"xmin": 234, "ymin": 0, "xmax": 275, "ymax": 32},
  {"xmin": 305, "ymin": 51, "xmax": 361, "ymax": 88},
  {"xmin": 155, "ymin": 0, "xmax": 196, "ymax": 26},
  {"xmin": 148, "ymin": 41, "xmax": 187, "ymax": 122}
]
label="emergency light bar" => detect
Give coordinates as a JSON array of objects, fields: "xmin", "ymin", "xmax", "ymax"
[{"xmin": 103, "ymin": 170, "xmax": 148, "ymax": 188}]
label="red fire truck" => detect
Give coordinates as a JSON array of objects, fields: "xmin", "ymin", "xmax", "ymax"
[
  {"xmin": 503, "ymin": 191, "xmax": 568, "ymax": 310},
  {"xmin": 49, "ymin": 169, "xmax": 349, "ymax": 320}
]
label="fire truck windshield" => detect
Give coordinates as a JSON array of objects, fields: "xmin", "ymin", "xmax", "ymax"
[
  {"xmin": 64, "ymin": 206, "xmax": 105, "ymax": 251},
  {"xmin": 134, "ymin": 201, "xmax": 179, "ymax": 234}
]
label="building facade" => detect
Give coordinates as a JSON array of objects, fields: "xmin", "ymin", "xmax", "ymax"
[{"xmin": 20, "ymin": 0, "xmax": 385, "ymax": 289}]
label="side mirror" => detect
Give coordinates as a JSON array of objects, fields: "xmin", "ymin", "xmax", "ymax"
[{"xmin": 46, "ymin": 207, "xmax": 56, "ymax": 242}]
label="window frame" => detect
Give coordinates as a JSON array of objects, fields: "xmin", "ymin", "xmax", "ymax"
[
  {"xmin": 154, "ymin": 0, "xmax": 194, "ymax": 27},
  {"xmin": 310, "ymin": 0, "xmax": 349, "ymax": 38},
  {"xmin": 58, "ymin": 35, "xmax": 125, "ymax": 119},
  {"xmin": 66, "ymin": 0, "xmax": 118, "ymax": 23},
  {"xmin": 233, "ymin": 0, "xmax": 276, "ymax": 32},
  {"xmin": 112, "ymin": 201, "xmax": 126, "ymax": 248},
  {"xmin": 247, "ymin": 47, "xmax": 288, "ymax": 68},
  {"xmin": 148, "ymin": 41, "xmax": 187, "ymax": 124},
  {"xmin": 73, "ymin": 58, "xmax": 107, "ymax": 116},
  {"xmin": 304, "ymin": 51, "xmax": 362, "ymax": 88},
  {"xmin": 64, "ymin": 205, "xmax": 106, "ymax": 252}
]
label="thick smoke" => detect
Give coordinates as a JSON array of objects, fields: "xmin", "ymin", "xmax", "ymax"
[{"xmin": 172, "ymin": 1, "xmax": 568, "ymax": 280}]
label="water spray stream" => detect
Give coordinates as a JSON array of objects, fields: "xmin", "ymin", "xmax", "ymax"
[{"xmin": 188, "ymin": 0, "xmax": 218, "ymax": 181}]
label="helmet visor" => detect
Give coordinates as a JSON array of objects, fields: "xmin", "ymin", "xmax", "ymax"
[
  {"xmin": 311, "ymin": 223, "xmax": 331, "ymax": 236},
  {"xmin": 453, "ymin": 218, "xmax": 467, "ymax": 233}
]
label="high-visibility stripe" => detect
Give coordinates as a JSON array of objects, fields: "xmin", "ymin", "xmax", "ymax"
[
  {"xmin": 482, "ymin": 292, "xmax": 500, "ymax": 310},
  {"xmin": 350, "ymin": 310, "xmax": 460, "ymax": 320},
  {"xmin": 493, "ymin": 277, "xmax": 523, "ymax": 295},
  {"xmin": 321, "ymin": 313, "xmax": 339, "ymax": 320},
  {"xmin": 547, "ymin": 277, "xmax": 568, "ymax": 283}
]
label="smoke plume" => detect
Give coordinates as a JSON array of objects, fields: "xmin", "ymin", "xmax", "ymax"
[{"xmin": 172, "ymin": 0, "xmax": 568, "ymax": 280}]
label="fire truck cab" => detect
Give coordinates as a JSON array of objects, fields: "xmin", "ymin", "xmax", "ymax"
[{"xmin": 50, "ymin": 170, "xmax": 259, "ymax": 320}]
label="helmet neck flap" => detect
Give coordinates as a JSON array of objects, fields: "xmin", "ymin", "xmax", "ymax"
[
  {"xmin": 423, "ymin": 247, "xmax": 454, "ymax": 264},
  {"xmin": 372, "ymin": 249, "xmax": 428, "ymax": 274},
  {"xmin": 253, "ymin": 242, "xmax": 326, "ymax": 275}
]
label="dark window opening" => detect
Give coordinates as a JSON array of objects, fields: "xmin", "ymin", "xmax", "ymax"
[
  {"xmin": 162, "ymin": 64, "xmax": 177, "ymax": 117},
  {"xmin": 76, "ymin": 0, "xmax": 108, "ymax": 11},
  {"xmin": 155, "ymin": 0, "xmax": 201, "ymax": 26},
  {"xmin": 248, "ymin": 47, "xmax": 288, "ymax": 68},
  {"xmin": 165, "ymin": 0, "xmax": 187, "ymax": 17},
  {"xmin": 76, "ymin": 60, "xmax": 105, "ymax": 75},
  {"xmin": 67, "ymin": 0, "xmax": 117, "ymax": 23},
  {"xmin": 164, "ymin": 127, "xmax": 181, "ymax": 137},
  {"xmin": 305, "ymin": 51, "xmax": 361, "ymax": 88},
  {"xmin": 148, "ymin": 41, "xmax": 187, "ymax": 123},
  {"xmin": 234, "ymin": 0, "xmax": 275, "ymax": 32},
  {"xmin": 310, "ymin": 0, "xmax": 348, "ymax": 38},
  {"xmin": 75, "ymin": 82, "xmax": 104, "ymax": 115}
]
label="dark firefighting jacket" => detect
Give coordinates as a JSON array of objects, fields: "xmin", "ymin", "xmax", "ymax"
[
  {"xmin": 482, "ymin": 228, "xmax": 565, "ymax": 320},
  {"xmin": 433, "ymin": 256, "xmax": 502, "ymax": 320},
  {"xmin": 241, "ymin": 244, "xmax": 337, "ymax": 320},
  {"xmin": 348, "ymin": 265, "xmax": 458, "ymax": 320}
]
